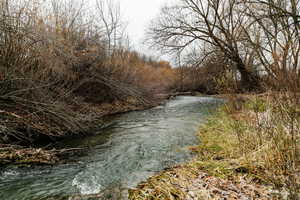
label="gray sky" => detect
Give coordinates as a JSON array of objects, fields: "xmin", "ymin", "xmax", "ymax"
[{"xmin": 120, "ymin": 0, "xmax": 175, "ymax": 60}]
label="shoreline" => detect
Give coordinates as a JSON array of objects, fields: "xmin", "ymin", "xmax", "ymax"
[
  {"xmin": 129, "ymin": 93, "xmax": 299, "ymax": 200},
  {"xmin": 0, "ymin": 96, "xmax": 165, "ymax": 167},
  {"xmin": 1, "ymin": 92, "xmax": 196, "ymax": 167}
]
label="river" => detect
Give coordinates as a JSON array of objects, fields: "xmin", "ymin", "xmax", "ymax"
[{"xmin": 0, "ymin": 96, "xmax": 222, "ymax": 200}]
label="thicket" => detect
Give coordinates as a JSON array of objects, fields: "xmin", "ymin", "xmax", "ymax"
[{"xmin": 0, "ymin": 0, "xmax": 176, "ymax": 146}]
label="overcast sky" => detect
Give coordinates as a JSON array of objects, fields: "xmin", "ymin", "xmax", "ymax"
[{"xmin": 119, "ymin": 0, "xmax": 176, "ymax": 60}]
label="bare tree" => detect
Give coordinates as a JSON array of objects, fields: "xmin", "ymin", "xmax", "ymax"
[
  {"xmin": 242, "ymin": 0, "xmax": 300, "ymax": 90},
  {"xmin": 147, "ymin": 0, "xmax": 261, "ymax": 91},
  {"xmin": 248, "ymin": 0, "xmax": 300, "ymax": 32},
  {"xmin": 95, "ymin": 0, "xmax": 125, "ymax": 54}
]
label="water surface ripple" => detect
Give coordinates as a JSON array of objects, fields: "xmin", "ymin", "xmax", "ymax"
[{"xmin": 0, "ymin": 96, "xmax": 222, "ymax": 200}]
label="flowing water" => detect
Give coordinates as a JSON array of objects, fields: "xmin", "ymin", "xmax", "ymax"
[{"xmin": 0, "ymin": 96, "xmax": 222, "ymax": 200}]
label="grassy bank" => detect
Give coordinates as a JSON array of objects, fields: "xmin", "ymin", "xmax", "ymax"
[{"xmin": 129, "ymin": 93, "xmax": 299, "ymax": 200}]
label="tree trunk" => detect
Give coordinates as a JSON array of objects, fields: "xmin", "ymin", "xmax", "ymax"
[{"xmin": 236, "ymin": 59, "xmax": 261, "ymax": 92}]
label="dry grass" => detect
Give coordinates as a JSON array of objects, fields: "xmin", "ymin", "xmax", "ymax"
[
  {"xmin": 129, "ymin": 160, "xmax": 281, "ymax": 200},
  {"xmin": 197, "ymin": 93, "xmax": 300, "ymax": 199}
]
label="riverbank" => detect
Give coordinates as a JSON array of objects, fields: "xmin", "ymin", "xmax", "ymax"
[
  {"xmin": 129, "ymin": 92, "xmax": 300, "ymax": 200},
  {"xmin": 0, "ymin": 92, "xmax": 199, "ymax": 167},
  {"xmin": 1, "ymin": 96, "xmax": 223, "ymax": 200},
  {"xmin": 0, "ymin": 96, "xmax": 163, "ymax": 167}
]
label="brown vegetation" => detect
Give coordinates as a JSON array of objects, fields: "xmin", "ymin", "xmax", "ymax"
[{"xmin": 0, "ymin": 0, "xmax": 177, "ymax": 153}]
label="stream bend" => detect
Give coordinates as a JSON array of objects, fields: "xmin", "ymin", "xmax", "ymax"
[{"xmin": 0, "ymin": 96, "xmax": 222, "ymax": 200}]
